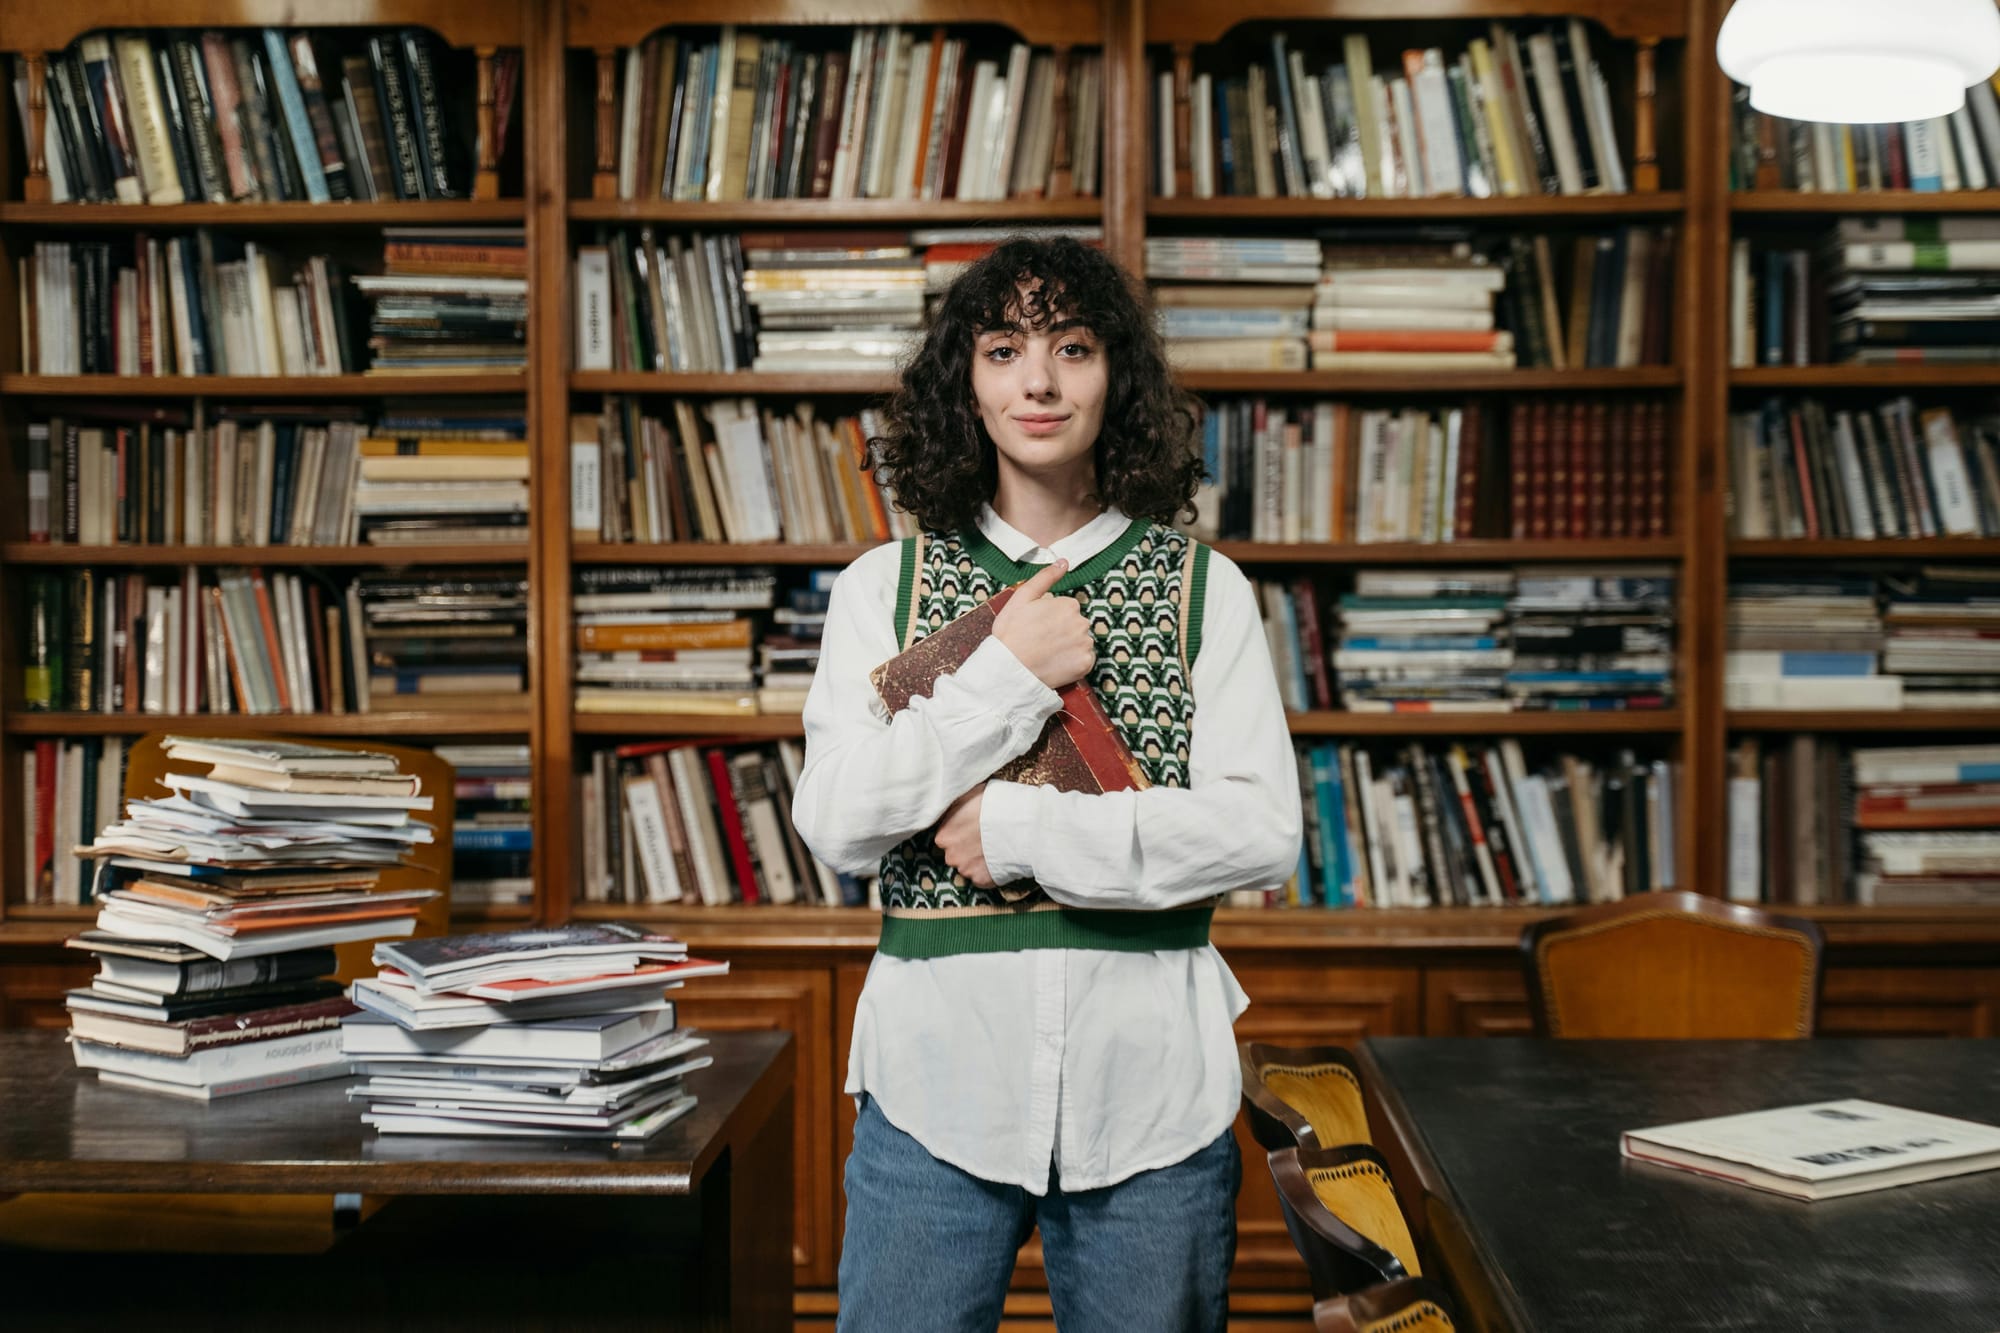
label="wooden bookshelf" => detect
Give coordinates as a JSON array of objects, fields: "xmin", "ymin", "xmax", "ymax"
[
  {"xmin": 570, "ymin": 371, "xmax": 897, "ymax": 395},
  {"xmin": 569, "ymin": 198, "xmax": 1105, "ymax": 224},
  {"xmin": 3, "ymin": 711, "xmax": 535, "ymax": 737},
  {"xmin": 1213, "ymin": 538, "xmax": 1681, "ymax": 564},
  {"xmin": 1731, "ymin": 190, "xmax": 2000, "ymax": 214},
  {"xmin": 1176, "ymin": 368, "xmax": 1682, "ymax": 393},
  {"xmin": 1731, "ymin": 366, "xmax": 2000, "ymax": 389},
  {"xmin": 0, "ymin": 201, "xmax": 529, "ymax": 225},
  {"xmin": 1150, "ymin": 192, "xmax": 1688, "ymax": 220},
  {"xmin": 0, "ymin": 374, "xmax": 528, "ymax": 398},
  {"xmin": 1, "ymin": 543, "xmax": 533, "ymax": 566},
  {"xmin": 1727, "ymin": 710, "xmax": 2000, "ymax": 734},
  {"xmin": 1729, "ymin": 538, "xmax": 2000, "ymax": 560},
  {"xmin": 1287, "ymin": 709, "xmax": 1684, "ymax": 736}
]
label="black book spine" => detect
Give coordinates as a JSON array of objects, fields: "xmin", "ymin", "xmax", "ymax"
[
  {"xmin": 1510, "ymin": 29, "xmax": 1560, "ymax": 194},
  {"xmin": 268, "ymin": 424, "xmax": 297, "ymax": 544},
  {"xmin": 369, "ymin": 35, "xmax": 424, "ymax": 200},
  {"xmin": 248, "ymin": 44, "xmax": 304, "ymax": 203},
  {"xmin": 61, "ymin": 49, "xmax": 117, "ymax": 202},
  {"xmin": 1548, "ymin": 24, "xmax": 1599, "ymax": 190},
  {"xmin": 193, "ymin": 229, "xmax": 224, "ymax": 375},
  {"xmin": 43, "ymin": 52, "xmax": 99, "ymax": 201},
  {"xmin": 146, "ymin": 425, "xmax": 166, "ymax": 543},
  {"xmin": 61, "ymin": 421, "xmax": 81, "ymax": 542},
  {"xmin": 398, "ymin": 29, "xmax": 454, "ymax": 198},
  {"xmin": 78, "ymin": 244, "xmax": 103, "ymax": 374},
  {"xmin": 1405, "ymin": 745, "xmax": 1458, "ymax": 906},
  {"xmin": 170, "ymin": 38, "xmax": 229, "ymax": 203},
  {"xmin": 152, "ymin": 42, "xmax": 201, "ymax": 202}
]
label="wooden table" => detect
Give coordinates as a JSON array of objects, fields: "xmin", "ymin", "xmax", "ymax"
[
  {"xmin": 0, "ymin": 1028, "xmax": 795, "ymax": 1331},
  {"xmin": 1357, "ymin": 1038, "xmax": 2000, "ymax": 1333}
]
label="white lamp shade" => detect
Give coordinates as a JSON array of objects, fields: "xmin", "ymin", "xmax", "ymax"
[{"xmin": 1718, "ymin": 0, "xmax": 2000, "ymax": 123}]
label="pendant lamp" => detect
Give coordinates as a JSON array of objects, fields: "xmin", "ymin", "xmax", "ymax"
[{"xmin": 1717, "ymin": 0, "xmax": 2000, "ymax": 123}]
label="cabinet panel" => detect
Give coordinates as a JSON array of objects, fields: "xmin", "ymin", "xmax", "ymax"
[
  {"xmin": 1820, "ymin": 968, "xmax": 2000, "ymax": 1038},
  {"xmin": 667, "ymin": 966, "xmax": 835, "ymax": 1288},
  {"xmin": 1423, "ymin": 966, "xmax": 1534, "ymax": 1036},
  {"xmin": 0, "ymin": 961, "xmax": 92, "ymax": 1030}
]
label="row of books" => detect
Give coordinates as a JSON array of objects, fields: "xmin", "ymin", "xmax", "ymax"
[
  {"xmin": 1186, "ymin": 395, "xmax": 1670, "ymax": 545},
  {"xmin": 1730, "ymin": 80, "xmax": 2000, "ymax": 193},
  {"xmin": 607, "ymin": 26, "xmax": 1100, "ymax": 202},
  {"xmin": 1728, "ymin": 396, "xmax": 2000, "ymax": 541},
  {"xmin": 9, "ymin": 28, "xmax": 507, "ymax": 206},
  {"xmin": 569, "ymin": 397, "xmax": 913, "ymax": 545},
  {"xmin": 24, "ymin": 402, "xmax": 531, "ymax": 547},
  {"xmin": 1261, "ymin": 567, "xmax": 1676, "ymax": 715},
  {"xmin": 17, "ymin": 566, "xmax": 531, "ymax": 716},
  {"xmin": 1272, "ymin": 739, "xmax": 1674, "ymax": 909},
  {"xmin": 19, "ymin": 738, "xmax": 128, "ymax": 906},
  {"xmin": 1161, "ymin": 20, "xmax": 1631, "ymax": 200},
  {"xmin": 357, "ymin": 230, "xmax": 527, "ymax": 374},
  {"xmin": 437, "ymin": 744, "xmax": 533, "ymax": 908},
  {"xmin": 1727, "ymin": 569, "xmax": 2000, "ymax": 712},
  {"xmin": 571, "ymin": 566, "xmax": 825, "ymax": 717},
  {"xmin": 1726, "ymin": 740, "xmax": 2000, "ymax": 908},
  {"xmin": 1145, "ymin": 226, "xmax": 1673, "ymax": 371}
]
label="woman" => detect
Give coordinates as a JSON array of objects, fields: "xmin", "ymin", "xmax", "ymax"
[{"xmin": 791, "ymin": 235, "xmax": 1301, "ymax": 1332}]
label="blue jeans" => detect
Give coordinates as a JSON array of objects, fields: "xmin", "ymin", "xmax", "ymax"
[{"xmin": 837, "ymin": 1094, "xmax": 1241, "ymax": 1333}]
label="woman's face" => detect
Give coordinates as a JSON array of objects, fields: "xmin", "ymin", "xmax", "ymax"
[{"xmin": 969, "ymin": 286, "xmax": 1107, "ymax": 491}]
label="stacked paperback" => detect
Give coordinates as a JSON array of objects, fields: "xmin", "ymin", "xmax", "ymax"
[
  {"xmin": 1854, "ymin": 745, "xmax": 2000, "ymax": 906},
  {"xmin": 355, "ymin": 567, "xmax": 530, "ymax": 711},
  {"xmin": 1333, "ymin": 569, "xmax": 1515, "ymax": 713},
  {"xmin": 353, "ymin": 228, "xmax": 528, "ymax": 374},
  {"xmin": 436, "ymin": 744, "xmax": 533, "ymax": 908},
  {"xmin": 66, "ymin": 735, "xmax": 438, "ymax": 1099},
  {"xmin": 1883, "ymin": 567, "xmax": 2000, "ymax": 709},
  {"xmin": 573, "ymin": 566, "xmax": 777, "ymax": 715},
  {"xmin": 1507, "ymin": 567, "xmax": 1675, "ymax": 711},
  {"xmin": 1725, "ymin": 575, "xmax": 1893, "ymax": 710},
  {"xmin": 356, "ymin": 400, "xmax": 532, "ymax": 546},
  {"xmin": 741, "ymin": 231, "xmax": 926, "ymax": 372},
  {"xmin": 344, "ymin": 923, "xmax": 726, "ymax": 1138},
  {"xmin": 1827, "ymin": 218, "xmax": 2000, "ymax": 367},
  {"xmin": 759, "ymin": 574, "xmax": 834, "ymax": 714},
  {"xmin": 1313, "ymin": 234, "xmax": 1508, "ymax": 371},
  {"xmin": 1146, "ymin": 236, "xmax": 1322, "ymax": 370}
]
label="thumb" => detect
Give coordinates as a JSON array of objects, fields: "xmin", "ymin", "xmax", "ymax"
[{"xmin": 1018, "ymin": 558, "xmax": 1068, "ymax": 599}]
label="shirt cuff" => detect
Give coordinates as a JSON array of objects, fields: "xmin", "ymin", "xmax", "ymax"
[
  {"xmin": 952, "ymin": 637, "xmax": 1063, "ymax": 744},
  {"xmin": 979, "ymin": 780, "xmax": 1042, "ymax": 885}
]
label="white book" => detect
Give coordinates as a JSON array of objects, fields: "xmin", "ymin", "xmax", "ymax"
[
  {"xmin": 1921, "ymin": 409, "xmax": 1981, "ymax": 536},
  {"xmin": 1155, "ymin": 68, "xmax": 1176, "ymax": 198},
  {"xmin": 1907, "ymin": 117, "xmax": 1945, "ymax": 189},
  {"xmin": 1408, "ymin": 50, "xmax": 1462, "ymax": 196},
  {"xmin": 1389, "ymin": 77, "xmax": 1424, "ymax": 198},
  {"xmin": 1950, "ymin": 107, "xmax": 1989, "ymax": 191},
  {"xmin": 143, "ymin": 588, "xmax": 168, "ymax": 713},
  {"xmin": 1289, "ymin": 54, "xmax": 1333, "ymax": 200},
  {"xmin": 616, "ymin": 45, "xmax": 644, "ymax": 199},
  {"xmin": 1968, "ymin": 80, "xmax": 2000, "ymax": 181},
  {"xmin": 575, "ymin": 247, "xmax": 612, "ymax": 370},
  {"xmin": 1344, "ymin": 35, "xmax": 1382, "ymax": 197},
  {"xmin": 1525, "ymin": 32, "xmax": 1583, "ymax": 194},
  {"xmin": 862, "ymin": 28, "xmax": 909, "ymax": 199},
  {"xmin": 74, "ymin": 1029, "xmax": 349, "ymax": 1090},
  {"xmin": 891, "ymin": 40, "xmax": 932, "ymax": 199},
  {"xmin": 1190, "ymin": 73, "xmax": 1214, "ymax": 198},
  {"xmin": 1571, "ymin": 20, "xmax": 1628, "ymax": 193},
  {"xmin": 1935, "ymin": 115, "xmax": 1965, "ymax": 191},
  {"xmin": 622, "ymin": 773, "xmax": 682, "ymax": 903},
  {"xmin": 1828, "ymin": 413, "xmax": 1877, "ymax": 540},
  {"xmin": 1623, "ymin": 1100, "xmax": 2000, "ymax": 1201},
  {"xmin": 990, "ymin": 42, "xmax": 1031, "ymax": 200},
  {"xmin": 1310, "ymin": 403, "xmax": 1336, "ymax": 542}
]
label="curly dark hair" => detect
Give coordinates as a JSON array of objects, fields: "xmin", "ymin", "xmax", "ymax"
[{"xmin": 867, "ymin": 236, "xmax": 1203, "ymax": 535}]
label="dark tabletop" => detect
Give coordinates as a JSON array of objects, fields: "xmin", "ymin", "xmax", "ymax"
[
  {"xmin": 1359, "ymin": 1038, "xmax": 2000, "ymax": 1333},
  {"xmin": 0, "ymin": 1028, "xmax": 793, "ymax": 1195}
]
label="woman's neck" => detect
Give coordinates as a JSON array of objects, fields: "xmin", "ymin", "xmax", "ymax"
[{"xmin": 991, "ymin": 470, "xmax": 1102, "ymax": 553}]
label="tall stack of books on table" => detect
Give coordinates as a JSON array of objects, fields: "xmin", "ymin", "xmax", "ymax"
[
  {"xmin": 1507, "ymin": 567, "xmax": 1676, "ymax": 712},
  {"xmin": 1725, "ymin": 574, "xmax": 1892, "ymax": 711},
  {"xmin": 357, "ymin": 400, "xmax": 531, "ymax": 546},
  {"xmin": 1312, "ymin": 233, "xmax": 1509, "ymax": 372},
  {"xmin": 1144, "ymin": 237, "xmax": 1320, "ymax": 371},
  {"xmin": 1883, "ymin": 568, "xmax": 2000, "ymax": 710},
  {"xmin": 1331, "ymin": 570, "xmax": 1515, "ymax": 714},
  {"xmin": 572, "ymin": 566, "xmax": 777, "ymax": 716},
  {"xmin": 356, "ymin": 567, "xmax": 530, "ymax": 713},
  {"xmin": 63, "ymin": 735, "xmax": 438, "ymax": 1100},
  {"xmin": 436, "ymin": 744, "xmax": 533, "ymax": 909},
  {"xmin": 353, "ymin": 228, "xmax": 528, "ymax": 375},
  {"xmin": 343, "ymin": 923, "xmax": 725, "ymax": 1139}
]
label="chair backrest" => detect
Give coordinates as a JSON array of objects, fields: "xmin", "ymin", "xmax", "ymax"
[
  {"xmin": 1269, "ymin": 1144, "xmax": 1421, "ymax": 1300},
  {"xmin": 1241, "ymin": 1041, "xmax": 1370, "ymax": 1151},
  {"xmin": 1519, "ymin": 890, "xmax": 1823, "ymax": 1038},
  {"xmin": 1312, "ymin": 1278, "xmax": 1460, "ymax": 1333},
  {"xmin": 122, "ymin": 734, "xmax": 454, "ymax": 983}
]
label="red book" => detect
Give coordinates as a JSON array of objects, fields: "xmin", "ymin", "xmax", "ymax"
[
  {"xmin": 1647, "ymin": 401, "xmax": 1670, "ymax": 537},
  {"xmin": 1606, "ymin": 401, "xmax": 1631, "ymax": 538},
  {"xmin": 1568, "ymin": 399, "xmax": 1592, "ymax": 540},
  {"xmin": 1585, "ymin": 399, "xmax": 1610, "ymax": 538},
  {"xmin": 1508, "ymin": 400, "xmax": 1531, "ymax": 539},
  {"xmin": 1290, "ymin": 577, "xmax": 1333, "ymax": 710},
  {"xmin": 1454, "ymin": 406, "xmax": 1483, "ymax": 540},
  {"xmin": 872, "ymin": 583, "xmax": 1148, "ymax": 795},
  {"xmin": 704, "ymin": 747, "xmax": 761, "ymax": 905},
  {"xmin": 1529, "ymin": 399, "xmax": 1554, "ymax": 541},
  {"xmin": 1545, "ymin": 400, "xmax": 1570, "ymax": 540},
  {"xmin": 32, "ymin": 740, "xmax": 57, "ymax": 905}
]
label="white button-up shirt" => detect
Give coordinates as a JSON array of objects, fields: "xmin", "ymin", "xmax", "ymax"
[{"xmin": 791, "ymin": 505, "xmax": 1301, "ymax": 1193}]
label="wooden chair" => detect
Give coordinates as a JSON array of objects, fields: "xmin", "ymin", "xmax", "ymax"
[
  {"xmin": 1240, "ymin": 1041, "xmax": 1370, "ymax": 1151},
  {"xmin": 1312, "ymin": 1277, "xmax": 1460, "ymax": 1333},
  {"xmin": 1269, "ymin": 1144, "xmax": 1422, "ymax": 1300},
  {"xmin": 1519, "ymin": 890, "xmax": 1823, "ymax": 1038}
]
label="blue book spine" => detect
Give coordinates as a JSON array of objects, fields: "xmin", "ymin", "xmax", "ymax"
[
  {"xmin": 262, "ymin": 30, "xmax": 330, "ymax": 202},
  {"xmin": 454, "ymin": 827, "xmax": 533, "ymax": 852},
  {"xmin": 1770, "ymin": 652, "xmax": 1879, "ymax": 676},
  {"xmin": 1761, "ymin": 250, "xmax": 1786, "ymax": 365},
  {"xmin": 1956, "ymin": 763, "xmax": 2000, "ymax": 782},
  {"xmin": 1313, "ymin": 744, "xmax": 1350, "ymax": 908},
  {"xmin": 1215, "ymin": 77, "xmax": 1235, "ymax": 195},
  {"xmin": 1344, "ymin": 636, "xmax": 1501, "ymax": 651}
]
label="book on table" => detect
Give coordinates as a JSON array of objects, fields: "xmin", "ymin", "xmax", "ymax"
[{"xmin": 1621, "ymin": 1099, "xmax": 2000, "ymax": 1200}]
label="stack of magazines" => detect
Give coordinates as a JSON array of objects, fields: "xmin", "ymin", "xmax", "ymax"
[
  {"xmin": 342, "ymin": 922, "xmax": 726, "ymax": 1138},
  {"xmin": 66, "ymin": 735, "xmax": 439, "ymax": 1099}
]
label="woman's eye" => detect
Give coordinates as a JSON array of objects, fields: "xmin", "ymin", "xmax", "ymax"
[
  {"xmin": 1059, "ymin": 342, "xmax": 1093, "ymax": 358},
  {"xmin": 984, "ymin": 345, "xmax": 1016, "ymax": 362}
]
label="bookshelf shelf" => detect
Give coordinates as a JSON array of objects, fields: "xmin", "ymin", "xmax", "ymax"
[
  {"xmin": 1286, "ymin": 710, "xmax": 1684, "ymax": 736},
  {"xmin": 570, "ymin": 371, "xmax": 896, "ymax": 395},
  {"xmin": 1730, "ymin": 190, "xmax": 2000, "ymax": 215},
  {"xmin": 1728, "ymin": 711, "xmax": 2000, "ymax": 733},
  {"xmin": 1, "ymin": 543, "xmax": 533, "ymax": 567},
  {"xmin": 567, "ymin": 198, "xmax": 1104, "ymax": 225},
  {"xmin": 452, "ymin": 904, "xmax": 538, "ymax": 922},
  {"xmin": 4, "ymin": 711, "xmax": 535, "ymax": 737},
  {"xmin": 1731, "ymin": 366, "xmax": 2000, "ymax": 389},
  {"xmin": 572, "ymin": 713, "xmax": 807, "ymax": 738},
  {"xmin": 1176, "ymin": 368, "xmax": 1681, "ymax": 394},
  {"xmin": 574, "ymin": 542, "xmax": 872, "ymax": 566},
  {"xmin": 1214, "ymin": 539, "xmax": 1682, "ymax": 565},
  {"xmin": 1729, "ymin": 539, "xmax": 2000, "ymax": 560},
  {"xmin": 0, "ymin": 202, "xmax": 529, "ymax": 227},
  {"xmin": 1149, "ymin": 193, "xmax": 1688, "ymax": 221},
  {"xmin": 0, "ymin": 374, "xmax": 529, "ymax": 398}
]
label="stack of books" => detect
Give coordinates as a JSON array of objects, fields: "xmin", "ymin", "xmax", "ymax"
[
  {"xmin": 1825, "ymin": 219, "xmax": 2000, "ymax": 367},
  {"xmin": 1331, "ymin": 570, "xmax": 1516, "ymax": 713},
  {"xmin": 353, "ymin": 229, "xmax": 528, "ymax": 374},
  {"xmin": 356, "ymin": 399, "xmax": 532, "ymax": 546},
  {"xmin": 355, "ymin": 568, "xmax": 531, "ymax": 712},
  {"xmin": 1144, "ymin": 237, "xmax": 1322, "ymax": 370},
  {"xmin": 1313, "ymin": 234, "xmax": 1509, "ymax": 371},
  {"xmin": 343, "ymin": 923, "xmax": 725, "ymax": 1138},
  {"xmin": 1853, "ymin": 745, "xmax": 2000, "ymax": 906},
  {"xmin": 758, "ymin": 574, "xmax": 834, "ymax": 714},
  {"xmin": 1725, "ymin": 574, "xmax": 1895, "ymax": 710},
  {"xmin": 741, "ymin": 231, "xmax": 927, "ymax": 372},
  {"xmin": 435, "ymin": 744, "xmax": 533, "ymax": 908},
  {"xmin": 65, "ymin": 735, "xmax": 439, "ymax": 1099},
  {"xmin": 572, "ymin": 566, "xmax": 777, "ymax": 716},
  {"xmin": 1883, "ymin": 567, "xmax": 2000, "ymax": 709},
  {"xmin": 1506, "ymin": 567, "xmax": 1676, "ymax": 711}
]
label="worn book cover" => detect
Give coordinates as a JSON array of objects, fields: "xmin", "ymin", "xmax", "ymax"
[{"xmin": 871, "ymin": 584, "xmax": 1148, "ymax": 794}]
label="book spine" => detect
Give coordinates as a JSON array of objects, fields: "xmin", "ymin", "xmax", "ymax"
[
  {"xmin": 399, "ymin": 29, "xmax": 455, "ymax": 198},
  {"xmin": 370, "ymin": 35, "xmax": 424, "ymax": 199}
]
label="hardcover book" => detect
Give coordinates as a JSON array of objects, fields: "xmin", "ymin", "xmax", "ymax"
[{"xmin": 870, "ymin": 582, "xmax": 1148, "ymax": 794}]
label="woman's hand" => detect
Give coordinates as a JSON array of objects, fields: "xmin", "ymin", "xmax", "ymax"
[
  {"xmin": 934, "ymin": 784, "xmax": 994, "ymax": 888},
  {"xmin": 992, "ymin": 559, "xmax": 1095, "ymax": 690}
]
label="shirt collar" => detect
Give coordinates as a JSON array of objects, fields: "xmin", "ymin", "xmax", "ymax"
[{"xmin": 974, "ymin": 503, "xmax": 1132, "ymax": 566}]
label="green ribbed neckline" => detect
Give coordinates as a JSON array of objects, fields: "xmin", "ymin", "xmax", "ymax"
[{"xmin": 960, "ymin": 516, "xmax": 1152, "ymax": 594}]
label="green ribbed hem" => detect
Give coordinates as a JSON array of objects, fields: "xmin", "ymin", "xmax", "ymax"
[
  {"xmin": 960, "ymin": 517, "xmax": 1152, "ymax": 594},
  {"xmin": 877, "ymin": 904, "xmax": 1214, "ymax": 959}
]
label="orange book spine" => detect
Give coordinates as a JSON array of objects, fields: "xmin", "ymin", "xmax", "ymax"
[
  {"xmin": 845, "ymin": 417, "xmax": 892, "ymax": 540},
  {"xmin": 248, "ymin": 570, "xmax": 293, "ymax": 712},
  {"xmin": 1310, "ymin": 330, "xmax": 1510, "ymax": 353},
  {"xmin": 577, "ymin": 621, "xmax": 752, "ymax": 652}
]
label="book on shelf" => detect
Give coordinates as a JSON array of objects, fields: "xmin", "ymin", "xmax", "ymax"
[
  {"xmin": 1622, "ymin": 1100, "xmax": 2000, "ymax": 1201},
  {"xmin": 7, "ymin": 29, "xmax": 513, "ymax": 205},
  {"xmin": 1730, "ymin": 76, "xmax": 2000, "ymax": 192},
  {"xmin": 1159, "ymin": 19, "xmax": 1629, "ymax": 201},
  {"xmin": 572, "ymin": 565, "xmax": 807, "ymax": 716},
  {"xmin": 436, "ymin": 743, "xmax": 533, "ymax": 908},
  {"xmin": 353, "ymin": 229, "xmax": 527, "ymax": 373},
  {"xmin": 19, "ymin": 739, "xmax": 128, "ymax": 905},
  {"xmin": 601, "ymin": 24, "xmax": 1100, "ymax": 202}
]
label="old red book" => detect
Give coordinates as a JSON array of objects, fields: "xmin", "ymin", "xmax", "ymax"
[{"xmin": 871, "ymin": 584, "xmax": 1149, "ymax": 794}]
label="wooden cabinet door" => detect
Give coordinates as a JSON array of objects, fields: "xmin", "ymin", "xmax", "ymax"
[
  {"xmin": 1423, "ymin": 966, "xmax": 1533, "ymax": 1036},
  {"xmin": 666, "ymin": 966, "xmax": 836, "ymax": 1288},
  {"xmin": 1820, "ymin": 968, "xmax": 2000, "ymax": 1037},
  {"xmin": 1225, "ymin": 962, "xmax": 1423, "ymax": 1290},
  {"xmin": 0, "ymin": 959, "xmax": 91, "ymax": 1030}
]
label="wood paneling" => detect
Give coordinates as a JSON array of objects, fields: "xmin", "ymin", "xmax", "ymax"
[
  {"xmin": 0, "ymin": 960, "xmax": 89, "ymax": 1030},
  {"xmin": 1820, "ymin": 969, "xmax": 2000, "ymax": 1039},
  {"xmin": 1422, "ymin": 967, "xmax": 1534, "ymax": 1037}
]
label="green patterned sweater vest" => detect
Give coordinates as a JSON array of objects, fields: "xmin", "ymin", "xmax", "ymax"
[{"xmin": 875, "ymin": 517, "xmax": 1215, "ymax": 960}]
